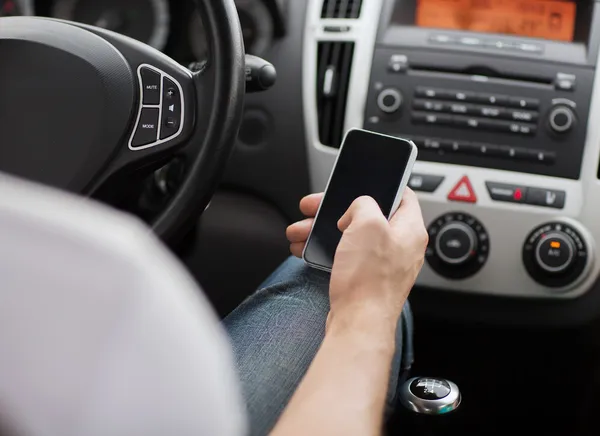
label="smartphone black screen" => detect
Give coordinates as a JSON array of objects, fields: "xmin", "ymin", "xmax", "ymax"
[{"xmin": 304, "ymin": 130, "xmax": 414, "ymax": 270}]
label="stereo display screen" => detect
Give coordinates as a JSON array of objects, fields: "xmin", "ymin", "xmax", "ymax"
[{"xmin": 415, "ymin": 0, "xmax": 577, "ymax": 42}]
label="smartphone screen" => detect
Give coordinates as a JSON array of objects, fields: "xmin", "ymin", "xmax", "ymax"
[{"xmin": 304, "ymin": 130, "xmax": 416, "ymax": 271}]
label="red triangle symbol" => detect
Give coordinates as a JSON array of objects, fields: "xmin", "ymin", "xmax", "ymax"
[{"xmin": 448, "ymin": 176, "xmax": 477, "ymax": 203}]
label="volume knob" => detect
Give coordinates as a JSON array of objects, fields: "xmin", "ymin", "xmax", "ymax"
[{"xmin": 548, "ymin": 106, "xmax": 575, "ymax": 133}]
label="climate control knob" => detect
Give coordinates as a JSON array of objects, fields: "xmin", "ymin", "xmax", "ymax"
[
  {"xmin": 523, "ymin": 222, "xmax": 589, "ymax": 288},
  {"xmin": 548, "ymin": 105, "xmax": 575, "ymax": 133},
  {"xmin": 426, "ymin": 213, "xmax": 489, "ymax": 279}
]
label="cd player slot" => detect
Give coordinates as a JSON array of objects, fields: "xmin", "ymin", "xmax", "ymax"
[{"xmin": 407, "ymin": 65, "xmax": 554, "ymax": 89}]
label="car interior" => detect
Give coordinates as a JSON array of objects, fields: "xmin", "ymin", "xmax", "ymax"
[{"xmin": 2, "ymin": 0, "xmax": 600, "ymax": 434}]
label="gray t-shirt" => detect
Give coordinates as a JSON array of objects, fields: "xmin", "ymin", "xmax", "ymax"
[{"xmin": 0, "ymin": 174, "xmax": 247, "ymax": 436}]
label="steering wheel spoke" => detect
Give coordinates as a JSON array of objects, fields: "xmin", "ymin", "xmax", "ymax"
[{"xmin": 0, "ymin": 0, "xmax": 245, "ymax": 241}]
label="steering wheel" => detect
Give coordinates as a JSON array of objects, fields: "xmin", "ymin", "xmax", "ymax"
[{"xmin": 0, "ymin": 0, "xmax": 245, "ymax": 242}]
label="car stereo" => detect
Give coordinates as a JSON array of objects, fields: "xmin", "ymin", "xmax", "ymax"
[{"xmin": 364, "ymin": 0, "xmax": 600, "ymax": 179}]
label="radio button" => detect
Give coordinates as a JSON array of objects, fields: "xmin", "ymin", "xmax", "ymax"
[
  {"xmin": 505, "ymin": 110, "xmax": 539, "ymax": 123},
  {"xmin": 412, "ymin": 112, "xmax": 453, "ymax": 126},
  {"xmin": 452, "ymin": 116, "xmax": 499, "ymax": 130},
  {"xmin": 506, "ymin": 122, "xmax": 537, "ymax": 135},
  {"xmin": 524, "ymin": 150, "xmax": 556, "ymax": 165},
  {"xmin": 388, "ymin": 54, "xmax": 408, "ymax": 73},
  {"xmin": 413, "ymin": 99, "xmax": 445, "ymax": 112},
  {"xmin": 473, "ymin": 94, "xmax": 509, "ymax": 106},
  {"xmin": 423, "ymin": 138, "xmax": 443, "ymax": 150},
  {"xmin": 415, "ymin": 87, "xmax": 443, "ymax": 99},
  {"xmin": 478, "ymin": 107, "xmax": 502, "ymax": 117},
  {"xmin": 448, "ymin": 90, "xmax": 476, "ymax": 102},
  {"xmin": 514, "ymin": 42, "xmax": 544, "ymax": 54},
  {"xmin": 555, "ymin": 73, "xmax": 576, "ymax": 92},
  {"xmin": 429, "ymin": 34, "xmax": 456, "ymax": 45},
  {"xmin": 508, "ymin": 97, "xmax": 540, "ymax": 110}
]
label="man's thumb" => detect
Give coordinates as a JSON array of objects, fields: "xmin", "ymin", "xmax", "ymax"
[{"xmin": 337, "ymin": 196, "xmax": 382, "ymax": 232}]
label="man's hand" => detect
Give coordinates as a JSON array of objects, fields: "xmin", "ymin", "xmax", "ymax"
[
  {"xmin": 286, "ymin": 189, "xmax": 428, "ymax": 332},
  {"xmin": 286, "ymin": 193, "xmax": 324, "ymax": 258},
  {"xmin": 274, "ymin": 190, "xmax": 427, "ymax": 436},
  {"xmin": 329, "ymin": 190, "xmax": 428, "ymax": 335}
]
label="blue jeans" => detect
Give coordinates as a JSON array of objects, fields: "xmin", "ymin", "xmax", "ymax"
[{"xmin": 224, "ymin": 257, "xmax": 414, "ymax": 436}]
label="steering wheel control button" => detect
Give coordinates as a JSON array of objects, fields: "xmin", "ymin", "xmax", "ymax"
[
  {"xmin": 408, "ymin": 174, "xmax": 444, "ymax": 193},
  {"xmin": 400, "ymin": 377, "xmax": 461, "ymax": 416},
  {"xmin": 132, "ymin": 108, "xmax": 160, "ymax": 147},
  {"xmin": 548, "ymin": 106, "xmax": 575, "ymax": 133},
  {"xmin": 427, "ymin": 213, "xmax": 489, "ymax": 279},
  {"xmin": 160, "ymin": 77, "xmax": 183, "ymax": 140},
  {"xmin": 525, "ymin": 188, "xmax": 566, "ymax": 209},
  {"xmin": 140, "ymin": 67, "xmax": 162, "ymax": 105},
  {"xmin": 523, "ymin": 222, "xmax": 590, "ymax": 289},
  {"xmin": 486, "ymin": 182, "xmax": 527, "ymax": 204},
  {"xmin": 447, "ymin": 176, "xmax": 477, "ymax": 203},
  {"xmin": 377, "ymin": 88, "xmax": 403, "ymax": 114},
  {"xmin": 130, "ymin": 65, "xmax": 185, "ymax": 150},
  {"xmin": 536, "ymin": 233, "xmax": 575, "ymax": 274}
]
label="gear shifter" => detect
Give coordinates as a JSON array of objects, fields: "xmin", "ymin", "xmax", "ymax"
[{"xmin": 398, "ymin": 377, "xmax": 461, "ymax": 435}]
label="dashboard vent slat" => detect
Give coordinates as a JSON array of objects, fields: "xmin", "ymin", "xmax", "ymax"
[
  {"xmin": 317, "ymin": 42, "xmax": 355, "ymax": 148},
  {"xmin": 321, "ymin": 0, "xmax": 363, "ymax": 19}
]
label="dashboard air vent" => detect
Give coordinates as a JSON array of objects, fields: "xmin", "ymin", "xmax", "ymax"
[
  {"xmin": 316, "ymin": 41, "xmax": 355, "ymax": 148},
  {"xmin": 321, "ymin": 0, "xmax": 363, "ymax": 19}
]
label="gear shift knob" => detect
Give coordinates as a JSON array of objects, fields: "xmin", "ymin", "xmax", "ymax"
[{"xmin": 399, "ymin": 377, "xmax": 461, "ymax": 415}]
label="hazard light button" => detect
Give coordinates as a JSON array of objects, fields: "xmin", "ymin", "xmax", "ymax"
[{"xmin": 448, "ymin": 176, "xmax": 477, "ymax": 203}]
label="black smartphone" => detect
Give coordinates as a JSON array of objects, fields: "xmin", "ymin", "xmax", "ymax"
[{"xmin": 303, "ymin": 129, "xmax": 418, "ymax": 272}]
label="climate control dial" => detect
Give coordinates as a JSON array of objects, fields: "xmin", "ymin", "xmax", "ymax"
[
  {"xmin": 426, "ymin": 213, "xmax": 489, "ymax": 279},
  {"xmin": 523, "ymin": 222, "xmax": 589, "ymax": 288}
]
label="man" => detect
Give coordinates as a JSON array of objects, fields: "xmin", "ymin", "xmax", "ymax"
[
  {"xmin": 225, "ymin": 189, "xmax": 428, "ymax": 435},
  {"xmin": 0, "ymin": 178, "xmax": 426, "ymax": 436}
]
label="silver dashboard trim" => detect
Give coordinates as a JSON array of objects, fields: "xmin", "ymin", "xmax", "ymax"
[{"xmin": 302, "ymin": 0, "xmax": 600, "ymax": 299}]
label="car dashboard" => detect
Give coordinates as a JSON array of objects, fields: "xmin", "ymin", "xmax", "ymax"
[
  {"xmin": 7, "ymin": 0, "xmax": 600, "ymax": 328},
  {"xmin": 303, "ymin": 0, "xmax": 600, "ymax": 327}
]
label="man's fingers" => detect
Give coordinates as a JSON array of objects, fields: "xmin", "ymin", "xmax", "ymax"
[
  {"xmin": 286, "ymin": 219, "xmax": 314, "ymax": 243},
  {"xmin": 338, "ymin": 196, "xmax": 385, "ymax": 232},
  {"xmin": 390, "ymin": 188, "xmax": 424, "ymax": 228},
  {"xmin": 290, "ymin": 242, "xmax": 305, "ymax": 258},
  {"xmin": 299, "ymin": 193, "xmax": 324, "ymax": 218}
]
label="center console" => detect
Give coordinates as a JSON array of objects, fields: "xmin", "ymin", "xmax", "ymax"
[{"xmin": 304, "ymin": 0, "xmax": 600, "ymax": 308}]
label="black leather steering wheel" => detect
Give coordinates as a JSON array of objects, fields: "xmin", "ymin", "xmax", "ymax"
[{"xmin": 0, "ymin": 0, "xmax": 245, "ymax": 242}]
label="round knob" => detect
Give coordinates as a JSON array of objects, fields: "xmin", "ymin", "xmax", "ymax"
[
  {"xmin": 426, "ymin": 213, "xmax": 489, "ymax": 280},
  {"xmin": 377, "ymin": 88, "xmax": 403, "ymax": 114},
  {"xmin": 435, "ymin": 222, "xmax": 477, "ymax": 265},
  {"xmin": 548, "ymin": 106, "xmax": 575, "ymax": 133},
  {"xmin": 400, "ymin": 377, "xmax": 461, "ymax": 415},
  {"xmin": 523, "ymin": 222, "xmax": 590, "ymax": 289},
  {"xmin": 534, "ymin": 232, "xmax": 576, "ymax": 274}
]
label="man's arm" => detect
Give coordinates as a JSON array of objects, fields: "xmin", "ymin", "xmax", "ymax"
[
  {"xmin": 270, "ymin": 310, "xmax": 395, "ymax": 436},
  {"xmin": 278, "ymin": 191, "xmax": 427, "ymax": 435}
]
